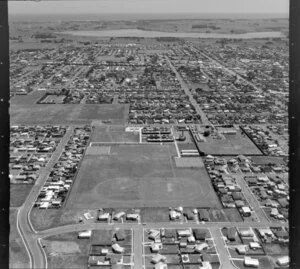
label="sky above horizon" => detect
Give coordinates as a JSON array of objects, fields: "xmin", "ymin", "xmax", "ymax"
[{"xmin": 9, "ymin": 0, "xmax": 289, "ymax": 15}]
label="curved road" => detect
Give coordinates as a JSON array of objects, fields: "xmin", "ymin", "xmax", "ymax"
[
  {"xmin": 17, "ymin": 125, "xmax": 288, "ymax": 269},
  {"xmin": 17, "ymin": 127, "xmax": 74, "ymax": 269}
]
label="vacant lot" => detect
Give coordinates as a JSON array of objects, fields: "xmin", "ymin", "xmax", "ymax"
[
  {"xmin": 43, "ymin": 229, "xmax": 132, "ymax": 269},
  {"xmin": 10, "ymin": 104, "xmax": 129, "ymax": 125},
  {"xmin": 90, "ymin": 125, "xmax": 139, "ymax": 143},
  {"xmin": 233, "ymin": 256, "xmax": 273, "ymax": 269},
  {"xmin": 141, "ymin": 207, "xmax": 171, "ymax": 223},
  {"xmin": 223, "ymin": 208, "xmax": 243, "ymax": 222},
  {"xmin": 10, "ymin": 184, "xmax": 33, "ymax": 207},
  {"xmin": 197, "ymin": 131, "xmax": 262, "ymax": 155},
  {"xmin": 30, "ymin": 208, "xmax": 99, "ymax": 231},
  {"xmin": 250, "ymin": 156, "xmax": 286, "ymax": 165},
  {"xmin": 263, "ymin": 243, "xmax": 289, "ymax": 255},
  {"xmin": 9, "ymin": 209, "xmax": 30, "ymax": 269},
  {"xmin": 208, "ymin": 208, "xmax": 229, "ymax": 222},
  {"xmin": 174, "ymin": 157, "xmax": 204, "ymax": 168},
  {"xmin": 66, "ymin": 143, "xmax": 221, "ymax": 209}
]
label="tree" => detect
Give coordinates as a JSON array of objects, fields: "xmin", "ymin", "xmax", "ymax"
[{"xmin": 203, "ymin": 130, "xmax": 210, "ymax": 137}]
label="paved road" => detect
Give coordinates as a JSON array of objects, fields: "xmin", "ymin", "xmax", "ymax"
[
  {"xmin": 16, "ymin": 124, "xmax": 288, "ymax": 269},
  {"xmin": 21, "ymin": 207, "xmax": 287, "ymax": 269},
  {"xmin": 234, "ymin": 174, "xmax": 270, "ymax": 223},
  {"xmin": 17, "ymin": 127, "xmax": 74, "ymax": 269},
  {"xmin": 165, "ymin": 56, "xmax": 211, "ymax": 126},
  {"xmin": 195, "ymin": 47, "xmax": 264, "ymax": 94},
  {"xmin": 38, "ymin": 220, "xmax": 288, "ymax": 238},
  {"xmin": 133, "ymin": 228, "xmax": 143, "ymax": 269},
  {"xmin": 35, "ymin": 219, "xmax": 287, "ymax": 269},
  {"xmin": 210, "ymin": 227, "xmax": 236, "ymax": 269}
]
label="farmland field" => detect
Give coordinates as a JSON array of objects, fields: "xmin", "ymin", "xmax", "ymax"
[
  {"xmin": 66, "ymin": 143, "xmax": 221, "ymax": 209},
  {"xmin": 10, "ymin": 104, "xmax": 129, "ymax": 125}
]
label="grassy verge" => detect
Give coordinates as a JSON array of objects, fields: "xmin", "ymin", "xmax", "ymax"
[
  {"xmin": 10, "ymin": 184, "xmax": 34, "ymax": 207},
  {"xmin": 9, "ymin": 209, "xmax": 30, "ymax": 269}
]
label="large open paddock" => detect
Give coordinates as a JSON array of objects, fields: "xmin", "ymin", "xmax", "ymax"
[
  {"xmin": 10, "ymin": 91, "xmax": 45, "ymax": 105},
  {"xmin": 66, "ymin": 144, "xmax": 221, "ymax": 209},
  {"xmin": 197, "ymin": 131, "xmax": 262, "ymax": 155},
  {"xmin": 90, "ymin": 125, "xmax": 139, "ymax": 143},
  {"xmin": 10, "ymin": 104, "xmax": 129, "ymax": 125}
]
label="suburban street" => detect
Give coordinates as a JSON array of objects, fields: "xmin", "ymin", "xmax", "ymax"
[
  {"xmin": 33, "ymin": 219, "xmax": 287, "ymax": 269},
  {"xmin": 165, "ymin": 55, "xmax": 211, "ymax": 126},
  {"xmin": 12, "ymin": 37, "xmax": 289, "ymax": 269},
  {"xmin": 17, "ymin": 127, "xmax": 74, "ymax": 269},
  {"xmin": 15, "ymin": 125, "xmax": 288, "ymax": 269},
  {"xmin": 194, "ymin": 47, "xmax": 264, "ymax": 94}
]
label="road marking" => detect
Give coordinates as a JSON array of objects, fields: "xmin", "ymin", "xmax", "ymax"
[
  {"xmin": 17, "ymin": 208, "xmax": 33, "ymax": 269},
  {"xmin": 38, "ymin": 237, "xmax": 48, "ymax": 269},
  {"xmin": 27, "ymin": 207, "xmax": 37, "ymax": 234},
  {"xmin": 174, "ymin": 139, "xmax": 181, "ymax": 158},
  {"xmin": 139, "ymin": 129, "xmax": 142, "ymax": 143}
]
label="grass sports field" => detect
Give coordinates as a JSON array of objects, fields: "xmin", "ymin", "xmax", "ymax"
[
  {"xmin": 10, "ymin": 104, "xmax": 129, "ymax": 125},
  {"xmin": 90, "ymin": 125, "xmax": 139, "ymax": 143},
  {"xmin": 66, "ymin": 143, "xmax": 221, "ymax": 209}
]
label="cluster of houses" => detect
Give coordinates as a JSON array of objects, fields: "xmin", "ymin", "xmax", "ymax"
[
  {"xmin": 256, "ymin": 226, "xmax": 289, "ymax": 244},
  {"xmin": 116, "ymin": 55, "xmax": 200, "ymax": 124},
  {"xmin": 10, "ymin": 125, "xmax": 67, "ymax": 183},
  {"xmin": 169, "ymin": 47, "xmax": 282, "ymax": 126},
  {"xmin": 204, "ymin": 42, "xmax": 288, "ymax": 95},
  {"xmin": 66, "ymin": 65, "xmax": 138, "ymax": 105},
  {"xmin": 198, "ymin": 42, "xmax": 288, "ymax": 125},
  {"xmin": 204, "ymin": 155, "xmax": 252, "ymax": 219},
  {"xmin": 145, "ymin": 228, "xmax": 219, "ymax": 269},
  {"xmin": 11, "ymin": 61, "xmax": 74, "ymax": 96},
  {"xmin": 35, "ymin": 126, "xmax": 91, "ymax": 209},
  {"xmin": 10, "ymin": 48, "xmax": 57, "ymax": 95},
  {"xmin": 168, "ymin": 207, "xmax": 210, "ymax": 222},
  {"xmin": 76, "ymin": 229, "xmax": 133, "ymax": 268},
  {"xmin": 173, "ymin": 63, "xmax": 208, "ymax": 86},
  {"xmin": 193, "ymin": 80, "xmax": 283, "ymax": 125},
  {"xmin": 242, "ymin": 125, "xmax": 287, "ymax": 156},
  {"xmin": 245, "ymin": 174, "xmax": 289, "ymax": 221},
  {"xmin": 219, "ymin": 154, "xmax": 287, "ymax": 174},
  {"xmin": 222, "ymin": 226, "xmax": 289, "ymax": 268},
  {"xmin": 223, "ymin": 226, "xmax": 264, "ymax": 259},
  {"xmin": 97, "ymin": 209, "xmax": 140, "ymax": 223}
]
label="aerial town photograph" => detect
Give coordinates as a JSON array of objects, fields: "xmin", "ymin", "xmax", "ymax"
[{"xmin": 8, "ymin": 0, "xmax": 290, "ymax": 269}]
